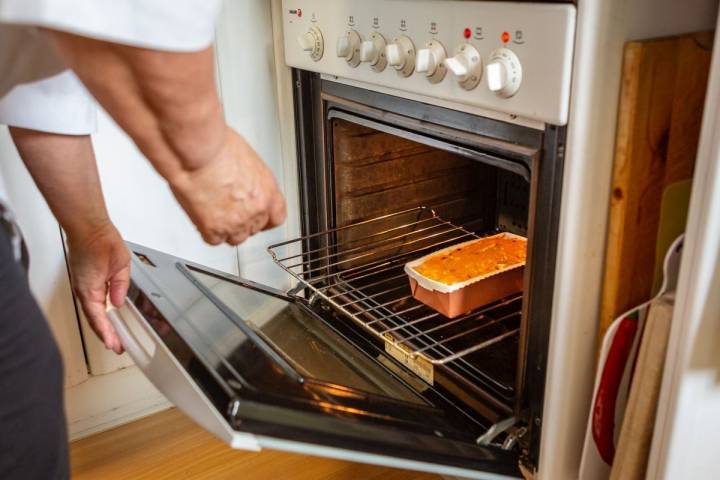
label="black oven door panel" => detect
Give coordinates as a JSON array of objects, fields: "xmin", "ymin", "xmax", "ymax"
[{"xmin": 114, "ymin": 242, "xmax": 521, "ymax": 478}]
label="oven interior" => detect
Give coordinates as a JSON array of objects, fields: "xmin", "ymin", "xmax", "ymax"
[
  {"xmin": 330, "ymin": 117, "xmax": 531, "ymax": 411},
  {"xmin": 270, "ymin": 110, "xmax": 537, "ymax": 445}
]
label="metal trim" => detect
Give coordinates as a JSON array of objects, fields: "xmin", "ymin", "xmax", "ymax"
[
  {"xmin": 519, "ymin": 124, "xmax": 566, "ymax": 468},
  {"xmin": 321, "ymin": 80, "xmax": 543, "ymax": 147}
]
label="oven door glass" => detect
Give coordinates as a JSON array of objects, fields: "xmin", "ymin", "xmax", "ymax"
[{"xmin": 122, "ymin": 242, "xmax": 521, "ymax": 479}]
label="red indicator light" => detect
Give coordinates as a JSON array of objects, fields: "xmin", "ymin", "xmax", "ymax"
[
  {"xmin": 297, "ymin": 8, "xmax": 302, "ymax": 17},
  {"xmin": 501, "ymin": 31, "xmax": 510, "ymax": 43},
  {"xmin": 464, "ymin": 28, "xmax": 472, "ymax": 39}
]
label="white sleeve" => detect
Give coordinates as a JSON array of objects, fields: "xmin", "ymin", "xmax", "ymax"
[
  {"xmin": 0, "ymin": 0, "xmax": 223, "ymax": 51},
  {"xmin": 0, "ymin": 70, "xmax": 96, "ymax": 135}
]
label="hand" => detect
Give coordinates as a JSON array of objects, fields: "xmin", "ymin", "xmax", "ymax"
[
  {"xmin": 168, "ymin": 128, "xmax": 286, "ymax": 245},
  {"xmin": 67, "ymin": 222, "xmax": 130, "ymax": 354}
]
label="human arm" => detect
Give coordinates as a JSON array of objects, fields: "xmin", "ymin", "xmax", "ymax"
[
  {"xmin": 46, "ymin": 32, "xmax": 286, "ymax": 245},
  {"xmin": 9, "ymin": 128, "xmax": 127, "ymax": 354}
]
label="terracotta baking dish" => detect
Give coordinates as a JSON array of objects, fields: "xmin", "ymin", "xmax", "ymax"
[{"xmin": 404, "ymin": 233, "xmax": 526, "ymax": 318}]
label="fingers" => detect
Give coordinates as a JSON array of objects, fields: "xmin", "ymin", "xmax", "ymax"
[
  {"xmin": 250, "ymin": 212, "xmax": 269, "ymax": 235},
  {"xmin": 199, "ymin": 201, "xmax": 283, "ymax": 245},
  {"xmin": 81, "ymin": 295, "xmax": 124, "ymax": 355},
  {"xmin": 227, "ymin": 225, "xmax": 250, "ymax": 246},
  {"xmin": 201, "ymin": 231, "xmax": 224, "ymax": 246},
  {"xmin": 108, "ymin": 264, "xmax": 130, "ymax": 307},
  {"xmin": 216, "ymin": 200, "xmax": 283, "ymax": 245},
  {"xmin": 66, "ymin": 223, "xmax": 129, "ymax": 355}
]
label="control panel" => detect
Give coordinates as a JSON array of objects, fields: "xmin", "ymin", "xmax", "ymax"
[{"xmin": 282, "ymin": 1, "xmax": 575, "ymax": 125}]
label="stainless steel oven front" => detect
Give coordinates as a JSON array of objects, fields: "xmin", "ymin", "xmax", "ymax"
[{"xmin": 113, "ymin": 1, "xmax": 575, "ymax": 479}]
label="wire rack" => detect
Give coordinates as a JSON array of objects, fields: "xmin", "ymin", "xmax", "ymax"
[{"xmin": 267, "ymin": 207, "xmax": 523, "ymax": 370}]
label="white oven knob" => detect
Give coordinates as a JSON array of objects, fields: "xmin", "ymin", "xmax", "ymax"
[
  {"xmin": 337, "ymin": 30, "xmax": 362, "ymax": 67},
  {"xmin": 336, "ymin": 36, "xmax": 351, "ymax": 57},
  {"xmin": 359, "ymin": 32, "xmax": 388, "ymax": 72},
  {"xmin": 443, "ymin": 43, "xmax": 482, "ymax": 90},
  {"xmin": 297, "ymin": 26, "xmax": 324, "ymax": 61},
  {"xmin": 298, "ymin": 32, "xmax": 315, "ymax": 51},
  {"xmin": 486, "ymin": 48, "xmax": 522, "ymax": 98},
  {"xmin": 416, "ymin": 40, "xmax": 447, "ymax": 84},
  {"xmin": 385, "ymin": 35, "xmax": 415, "ymax": 77}
]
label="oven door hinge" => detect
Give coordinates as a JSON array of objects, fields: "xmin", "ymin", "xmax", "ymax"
[
  {"xmin": 287, "ymin": 283, "xmax": 306, "ymax": 299},
  {"xmin": 288, "ymin": 284, "xmax": 327, "ymax": 308},
  {"xmin": 502, "ymin": 425, "xmax": 528, "ymax": 450},
  {"xmin": 476, "ymin": 416, "xmax": 519, "ymax": 448}
]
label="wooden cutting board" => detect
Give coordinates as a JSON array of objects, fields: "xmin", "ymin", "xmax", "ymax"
[
  {"xmin": 609, "ymin": 296, "xmax": 673, "ymax": 480},
  {"xmin": 598, "ymin": 32, "xmax": 713, "ymax": 348}
]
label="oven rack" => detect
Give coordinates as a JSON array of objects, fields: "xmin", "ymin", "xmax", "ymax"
[{"xmin": 267, "ymin": 207, "xmax": 523, "ymax": 367}]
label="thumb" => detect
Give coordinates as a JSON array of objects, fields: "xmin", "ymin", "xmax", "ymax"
[
  {"xmin": 109, "ymin": 264, "xmax": 130, "ymax": 308},
  {"xmin": 83, "ymin": 298, "xmax": 124, "ymax": 355}
]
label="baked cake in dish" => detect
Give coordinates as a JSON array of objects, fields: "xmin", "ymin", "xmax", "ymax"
[
  {"xmin": 404, "ymin": 233, "xmax": 527, "ymax": 318},
  {"xmin": 413, "ymin": 235, "xmax": 527, "ymax": 285}
]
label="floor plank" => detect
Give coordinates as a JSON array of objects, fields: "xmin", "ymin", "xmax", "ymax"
[{"xmin": 70, "ymin": 408, "xmax": 442, "ymax": 480}]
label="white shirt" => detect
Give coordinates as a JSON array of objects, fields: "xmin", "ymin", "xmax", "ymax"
[{"xmin": 0, "ymin": 0, "xmax": 222, "ymax": 135}]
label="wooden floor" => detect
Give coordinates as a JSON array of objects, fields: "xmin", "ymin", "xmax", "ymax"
[{"xmin": 70, "ymin": 408, "xmax": 442, "ymax": 480}]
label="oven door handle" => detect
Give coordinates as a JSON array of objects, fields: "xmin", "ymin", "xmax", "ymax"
[
  {"xmin": 108, "ymin": 299, "xmax": 153, "ymax": 368},
  {"xmin": 108, "ymin": 299, "xmax": 261, "ymax": 451}
]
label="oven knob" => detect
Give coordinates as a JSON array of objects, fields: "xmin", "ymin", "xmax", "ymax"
[
  {"xmin": 297, "ymin": 26, "xmax": 324, "ymax": 62},
  {"xmin": 416, "ymin": 40, "xmax": 447, "ymax": 84},
  {"xmin": 336, "ymin": 30, "xmax": 362, "ymax": 67},
  {"xmin": 486, "ymin": 48, "xmax": 523, "ymax": 98},
  {"xmin": 385, "ymin": 35, "xmax": 415, "ymax": 77},
  {"xmin": 443, "ymin": 43, "xmax": 482, "ymax": 90},
  {"xmin": 359, "ymin": 31, "xmax": 388, "ymax": 72}
]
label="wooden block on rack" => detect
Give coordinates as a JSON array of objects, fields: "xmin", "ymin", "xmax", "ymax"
[{"xmin": 598, "ymin": 31, "xmax": 713, "ymax": 349}]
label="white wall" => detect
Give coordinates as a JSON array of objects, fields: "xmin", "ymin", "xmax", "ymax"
[
  {"xmin": 626, "ymin": 0, "xmax": 718, "ymax": 41},
  {"xmin": 214, "ymin": 0, "xmax": 298, "ymax": 291}
]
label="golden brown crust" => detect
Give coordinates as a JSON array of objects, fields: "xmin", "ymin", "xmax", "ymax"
[{"xmin": 414, "ymin": 235, "xmax": 527, "ymax": 285}]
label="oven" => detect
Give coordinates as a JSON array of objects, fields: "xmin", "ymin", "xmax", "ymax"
[{"xmin": 112, "ymin": 1, "xmax": 576, "ymax": 478}]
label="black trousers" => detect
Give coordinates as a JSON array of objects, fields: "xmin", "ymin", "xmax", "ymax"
[{"xmin": 0, "ymin": 227, "xmax": 70, "ymax": 479}]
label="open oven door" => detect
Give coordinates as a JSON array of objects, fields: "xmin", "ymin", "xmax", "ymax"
[{"xmin": 111, "ymin": 242, "xmax": 522, "ymax": 479}]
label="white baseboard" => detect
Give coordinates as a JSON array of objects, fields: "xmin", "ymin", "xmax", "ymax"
[{"xmin": 65, "ymin": 365, "xmax": 172, "ymax": 441}]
